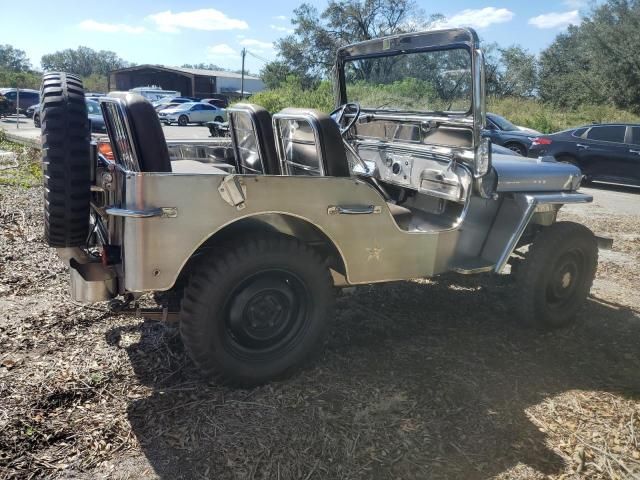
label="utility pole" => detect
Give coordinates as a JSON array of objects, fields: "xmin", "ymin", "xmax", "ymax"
[{"xmin": 240, "ymin": 48, "xmax": 246, "ymax": 99}]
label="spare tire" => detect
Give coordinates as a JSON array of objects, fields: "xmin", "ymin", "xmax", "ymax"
[{"xmin": 40, "ymin": 72, "xmax": 91, "ymax": 247}]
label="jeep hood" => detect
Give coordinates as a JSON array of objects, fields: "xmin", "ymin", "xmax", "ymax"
[{"xmin": 491, "ymin": 154, "xmax": 583, "ymax": 192}]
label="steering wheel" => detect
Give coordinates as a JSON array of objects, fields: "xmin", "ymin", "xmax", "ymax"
[{"xmin": 330, "ymin": 102, "xmax": 361, "ymax": 136}]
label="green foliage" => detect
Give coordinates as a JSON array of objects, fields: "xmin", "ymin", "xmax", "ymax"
[
  {"xmin": 539, "ymin": 0, "xmax": 640, "ymax": 113},
  {"xmin": 347, "ymin": 78, "xmax": 441, "ymax": 111},
  {"xmin": 0, "ymin": 69, "xmax": 41, "ymax": 89},
  {"xmin": 0, "ymin": 44, "xmax": 31, "ymax": 72},
  {"xmin": 488, "ymin": 97, "xmax": 640, "ymax": 133},
  {"xmin": 249, "ymin": 77, "xmax": 334, "ymax": 112},
  {"xmin": 41, "ymin": 46, "xmax": 128, "ymax": 77},
  {"xmin": 0, "ymin": 138, "xmax": 42, "ymax": 188},
  {"xmin": 249, "ymin": 78, "xmax": 640, "ymax": 134},
  {"xmin": 272, "ymin": 0, "xmax": 429, "ymax": 82},
  {"xmin": 82, "ymin": 73, "xmax": 108, "ymax": 93}
]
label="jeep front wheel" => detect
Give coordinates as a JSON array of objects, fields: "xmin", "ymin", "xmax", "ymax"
[
  {"xmin": 513, "ymin": 221, "xmax": 598, "ymax": 329},
  {"xmin": 180, "ymin": 234, "xmax": 334, "ymax": 386},
  {"xmin": 178, "ymin": 115, "xmax": 188, "ymax": 126}
]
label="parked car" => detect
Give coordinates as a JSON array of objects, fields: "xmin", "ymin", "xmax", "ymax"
[
  {"xmin": 0, "ymin": 88, "xmax": 40, "ymax": 115},
  {"xmin": 158, "ymin": 102, "xmax": 226, "ymax": 125},
  {"xmin": 485, "ymin": 113, "xmax": 541, "ymax": 156},
  {"xmin": 152, "ymin": 96, "xmax": 197, "ymax": 111},
  {"xmin": 528, "ymin": 123, "xmax": 640, "ymax": 187},
  {"xmin": 0, "ymin": 92, "xmax": 10, "ymax": 117},
  {"xmin": 33, "ymin": 99, "xmax": 106, "ymax": 134},
  {"xmin": 201, "ymin": 97, "xmax": 229, "ymax": 108},
  {"xmin": 25, "ymin": 104, "xmax": 39, "ymax": 118}
]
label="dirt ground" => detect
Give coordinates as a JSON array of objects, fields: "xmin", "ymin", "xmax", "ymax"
[{"xmin": 1, "ymin": 180, "xmax": 640, "ymax": 480}]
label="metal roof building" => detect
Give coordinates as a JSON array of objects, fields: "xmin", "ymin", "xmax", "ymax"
[{"xmin": 108, "ymin": 65, "xmax": 265, "ymax": 98}]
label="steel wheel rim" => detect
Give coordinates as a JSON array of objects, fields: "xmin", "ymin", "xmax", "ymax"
[
  {"xmin": 223, "ymin": 269, "xmax": 311, "ymax": 360},
  {"xmin": 545, "ymin": 250, "xmax": 585, "ymax": 310}
]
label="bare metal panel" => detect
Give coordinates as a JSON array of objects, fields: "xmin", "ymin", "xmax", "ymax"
[{"xmin": 121, "ymin": 173, "xmax": 465, "ymax": 291}]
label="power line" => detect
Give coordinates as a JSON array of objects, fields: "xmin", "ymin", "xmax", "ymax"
[{"xmin": 246, "ymin": 50, "xmax": 271, "ymax": 64}]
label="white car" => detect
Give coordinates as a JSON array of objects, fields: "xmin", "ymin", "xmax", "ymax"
[{"xmin": 158, "ymin": 102, "xmax": 227, "ymax": 126}]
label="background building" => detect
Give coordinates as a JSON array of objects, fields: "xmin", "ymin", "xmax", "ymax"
[{"xmin": 108, "ymin": 65, "xmax": 265, "ymax": 98}]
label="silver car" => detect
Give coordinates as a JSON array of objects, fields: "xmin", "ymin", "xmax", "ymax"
[{"xmin": 158, "ymin": 102, "xmax": 226, "ymax": 126}]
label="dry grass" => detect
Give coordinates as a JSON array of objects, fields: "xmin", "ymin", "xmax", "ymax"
[{"xmin": 1, "ymin": 177, "xmax": 640, "ymax": 479}]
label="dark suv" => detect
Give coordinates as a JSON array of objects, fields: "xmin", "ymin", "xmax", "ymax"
[
  {"xmin": 0, "ymin": 88, "xmax": 40, "ymax": 115},
  {"xmin": 528, "ymin": 123, "xmax": 640, "ymax": 187}
]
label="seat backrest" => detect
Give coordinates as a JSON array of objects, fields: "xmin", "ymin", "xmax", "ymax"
[
  {"xmin": 228, "ymin": 103, "xmax": 279, "ymax": 174},
  {"xmin": 102, "ymin": 92, "xmax": 171, "ymax": 172},
  {"xmin": 273, "ymin": 108, "xmax": 350, "ymax": 177}
]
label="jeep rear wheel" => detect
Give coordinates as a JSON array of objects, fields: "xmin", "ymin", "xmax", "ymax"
[
  {"xmin": 513, "ymin": 221, "xmax": 597, "ymax": 329},
  {"xmin": 180, "ymin": 234, "xmax": 334, "ymax": 386},
  {"xmin": 40, "ymin": 72, "xmax": 90, "ymax": 247}
]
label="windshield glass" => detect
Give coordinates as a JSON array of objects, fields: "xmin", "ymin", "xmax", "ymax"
[
  {"xmin": 172, "ymin": 103, "xmax": 194, "ymax": 110},
  {"xmin": 489, "ymin": 114, "xmax": 517, "ymax": 131},
  {"xmin": 344, "ymin": 47, "xmax": 472, "ymax": 113},
  {"xmin": 86, "ymin": 100, "xmax": 102, "ymax": 116}
]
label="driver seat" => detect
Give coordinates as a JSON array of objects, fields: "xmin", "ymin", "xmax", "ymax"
[{"xmin": 273, "ymin": 108, "xmax": 350, "ymax": 177}]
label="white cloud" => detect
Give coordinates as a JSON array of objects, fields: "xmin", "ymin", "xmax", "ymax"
[
  {"xmin": 273, "ymin": 15, "xmax": 287, "ymax": 21},
  {"xmin": 432, "ymin": 7, "xmax": 514, "ymax": 30},
  {"xmin": 79, "ymin": 19, "xmax": 145, "ymax": 34},
  {"xmin": 239, "ymin": 39, "xmax": 274, "ymax": 52},
  {"xmin": 270, "ymin": 24, "xmax": 294, "ymax": 33},
  {"xmin": 207, "ymin": 44, "xmax": 238, "ymax": 58},
  {"xmin": 148, "ymin": 9, "xmax": 249, "ymax": 33},
  {"xmin": 528, "ymin": 10, "xmax": 580, "ymax": 29}
]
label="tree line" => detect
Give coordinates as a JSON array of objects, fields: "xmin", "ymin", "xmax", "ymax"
[
  {"xmin": 260, "ymin": 0, "xmax": 640, "ymax": 114},
  {"xmin": 0, "ymin": 45, "xmax": 129, "ymax": 92},
  {"xmin": 2, "ymin": 0, "xmax": 638, "ymax": 114}
]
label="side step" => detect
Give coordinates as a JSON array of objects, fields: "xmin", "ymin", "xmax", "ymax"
[{"xmin": 450, "ymin": 257, "xmax": 495, "ymax": 275}]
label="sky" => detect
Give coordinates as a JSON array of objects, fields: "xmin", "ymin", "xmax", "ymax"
[{"xmin": 1, "ymin": 0, "xmax": 596, "ymax": 74}]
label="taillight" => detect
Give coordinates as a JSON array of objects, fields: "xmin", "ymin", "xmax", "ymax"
[
  {"xmin": 97, "ymin": 140, "xmax": 114, "ymax": 161},
  {"xmin": 531, "ymin": 137, "xmax": 552, "ymax": 146}
]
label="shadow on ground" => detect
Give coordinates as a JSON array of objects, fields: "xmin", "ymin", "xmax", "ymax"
[{"xmin": 107, "ymin": 275, "xmax": 640, "ymax": 479}]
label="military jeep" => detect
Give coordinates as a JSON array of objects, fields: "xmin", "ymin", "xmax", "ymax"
[{"xmin": 41, "ymin": 29, "xmax": 600, "ymax": 386}]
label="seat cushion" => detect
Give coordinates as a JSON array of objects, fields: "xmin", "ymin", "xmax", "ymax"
[{"xmin": 107, "ymin": 92, "xmax": 171, "ymax": 172}]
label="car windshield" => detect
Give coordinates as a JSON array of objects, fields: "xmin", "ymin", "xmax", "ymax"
[
  {"xmin": 489, "ymin": 114, "xmax": 517, "ymax": 131},
  {"xmin": 175, "ymin": 102, "xmax": 196, "ymax": 110},
  {"xmin": 343, "ymin": 47, "xmax": 472, "ymax": 114},
  {"xmin": 86, "ymin": 100, "xmax": 102, "ymax": 116}
]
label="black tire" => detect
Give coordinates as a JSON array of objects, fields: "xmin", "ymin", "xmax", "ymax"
[
  {"xmin": 33, "ymin": 113, "xmax": 40, "ymax": 128},
  {"xmin": 178, "ymin": 115, "xmax": 188, "ymax": 126},
  {"xmin": 514, "ymin": 221, "xmax": 598, "ymax": 329},
  {"xmin": 505, "ymin": 142, "xmax": 526, "ymax": 156},
  {"xmin": 214, "ymin": 116, "xmax": 223, "ymax": 123},
  {"xmin": 40, "ymin": 72, "xmax": 90, "ymax": 247},
  {"xmin": 180, "ymin": 234, "xmax": 334, "ymax": 386}
]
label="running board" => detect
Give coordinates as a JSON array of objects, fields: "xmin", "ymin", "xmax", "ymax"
[{"xmin": 451, "ymin": 257, "xmax": 495, "ymax": 275}]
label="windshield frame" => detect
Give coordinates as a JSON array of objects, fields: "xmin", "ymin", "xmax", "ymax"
[
  {"xmin": 340, "ymin": 44, "xmax": 474, "ymax": 116},
  {"xmin": 335, "ymin": 28, "xmax": 481, "ymax": 119}
]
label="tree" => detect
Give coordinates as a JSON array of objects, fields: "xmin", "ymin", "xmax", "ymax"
[
  {"xmin": 271, "ymin": 0, "xmax": 432, "ymax": 84},
  {"xmin": 539, "ymin": 0, "xmax": 640, "ymax": 111},
  {"xmin": 0, "ymin": 44, "xmax": 31, "ymax": 72},
  {"xmin": 487, "ymin": 45, "xmax": 538, "ymax": 98},
  {"xmin": 41, "ymin": 46, "xmax": 129, "ymax": 77},
  {"xmin": 260, "ymin": 61, "xmax": 296, "ymax": 89}
]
